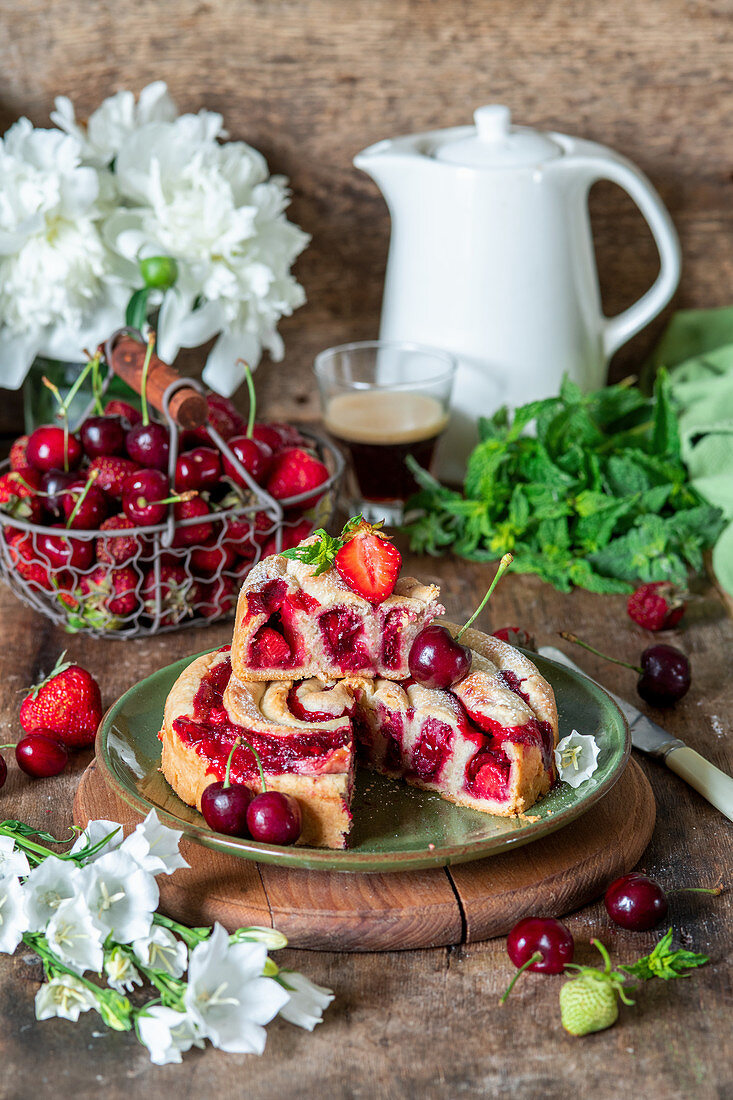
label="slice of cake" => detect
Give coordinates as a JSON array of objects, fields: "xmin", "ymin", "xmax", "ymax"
[
  {"xmin": 160, "ymin": 647, "xmax": 355, "ymax": 849},
  {"xmin": 231, "ymin": 524, "xmax": 443, "ymax": 682}
]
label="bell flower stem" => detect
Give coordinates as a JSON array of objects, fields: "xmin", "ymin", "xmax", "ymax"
[
  {"xmin": 558, "ymin": 632, "xmax": 642, "ymax": 674},
  {"xmin": 456, "ymin": 553, "xmax": 514, "ymax": 641}
]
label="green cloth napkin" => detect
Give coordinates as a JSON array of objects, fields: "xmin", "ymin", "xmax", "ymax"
[{"xmin": 652, "ymin": 308, "xmax": 733, "ymax": 595}]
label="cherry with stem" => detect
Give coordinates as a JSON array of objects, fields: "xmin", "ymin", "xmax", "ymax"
[
  {"xmin": 559, "ymin": 631, "xmax": 691, "ymax": 707},
  {"xmin": 200, "ymin": 737, "xmax": 254, "ymax": 837}
]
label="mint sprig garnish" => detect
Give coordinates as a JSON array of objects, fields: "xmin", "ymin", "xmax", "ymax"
[
  {"xmin": 403, "ymin": 370, "xmax": 724, "ymax": 594},
  {"xmin": 620, "ymin": 927, "xmax": 709, "ymax": 982},
  {"xmin": 281, "ymin": 514, "xmax": 367, "ymax": 574}
]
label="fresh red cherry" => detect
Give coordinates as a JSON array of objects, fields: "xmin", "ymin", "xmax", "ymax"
[
  {"xmin": 251, "ymin": 423, "xmax": 285, "ymax": 453},
  {"xmin": 223, "ymin": 435, "xmax": 273, "ymax": 487},
  {"xmin": 35, "ymin": 526, "xmax": 94, "ymax": 570},
  {"xmin": 26, "ymin": 426, "xmax": 82, "ymax": 472},
  {"xmin": 201, "ymin": 780, "xmax": 253, "ymax": 836},
  {"xmin": 0, "ymin": 755, "xmax": 6, "ymax": 789},
  {"xmin": 40, "ymin": 468, "xmax": 77, "ymax": 519},
  {"xmin": 246, "ymin": 790, "xmax": 302, "ymax": 845},
  {"xmin": 507, "ymin": 917, "xmax": 575, "ymax": 974},
  {"xmin": 126, "ymin": 422, "xmax": 170, "ymax": 471},
  {"xmin": 15, "ymin": 732, "xmax": 68, "ymax": 778},
  {"xmin": 604, "ymin": 872, "xmax": 669, "ymax": 931},
  {"xmin": 638, "ymin": 645, "xmax": 691, "ymax": 707},
  {"xmin": 171, "ymin": 497, "xmax": 214, "ymax": 547},
  {"xmin": 62, "ymin": 480, "xmax": 108, "ymax": 530},
  {"xmin": 174, "ymin": 446, "xmax": 222, "ymax": 492},
  {"xmin": 409, "ymin": 624, "xmax": 472, "ymax": 689},
  {"xmin": 79, "ymin": 415, "xmax": 125, "ymax": 458},
  {"xmin": 121, "ymin": 469, "xmax": 170, "ymax": 525}
]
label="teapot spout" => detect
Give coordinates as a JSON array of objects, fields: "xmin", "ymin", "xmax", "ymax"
[{"xmin": 354, "ymin": 138, "xmax": 421, "ymax": 200}]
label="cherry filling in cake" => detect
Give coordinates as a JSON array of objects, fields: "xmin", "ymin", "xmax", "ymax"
[
  {"xmin": 172, "ymin": 655, "xmax": 350, "ymax": 784},
  {"xmin": 318, "ymin": 607, "xmax": 372, "ymax": 670},
  {"xmin": 246, "ymin": 579, "xmax": 316, "ymax": 670}
]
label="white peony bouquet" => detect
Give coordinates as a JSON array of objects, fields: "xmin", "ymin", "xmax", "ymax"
[
  {"xmin": 0, "ymin": 812, "xmax": 333, "ymax": 1064},
  {"xmin": 0, "ymin": 82, "xmax": 309, "ymax": 395}
]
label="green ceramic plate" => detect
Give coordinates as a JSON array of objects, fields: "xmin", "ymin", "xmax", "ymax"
[{"xmin": 98, "ymin": 650, "xmax": 630, "ymax": 873}]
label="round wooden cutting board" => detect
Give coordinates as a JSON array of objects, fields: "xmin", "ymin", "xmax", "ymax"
[{"xmin": 74, "ymin": 756, "xmax": 655, "ymax": 952}]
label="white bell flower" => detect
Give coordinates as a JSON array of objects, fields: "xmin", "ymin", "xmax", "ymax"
[
  {"xmin": 0, "ymin": 837, "xmax": 30, "ymax": 879},
  {"xmin": 104, "ymin": 945, "xmax": 143, "ymax": 994},
  {"xmin": 277, "ymin": 970, "xmax": 335, "ymax": 1031},
  {"xmin": 24, "ymin": 856, "xmax": 82, "ymax": 932},
  {"xmin": 35, "ymin": 974, "xmax": 97, "ymax": 1022},
  {"xmin": 132, "ymin": 925, "xmax": 188, "ymax": 978},
  {"xmin": 554, "ymin": 730, "xmax": 601, "ymax": 788},
  {"xmin": 0, "ymin": 873, "xmax": 28, "ymax": 953},
  {"xmin": 184, "ymin": 923, "xmax": 289, "ymax": 1054},
  {"xmin": 45, "ymin": 895, "xmax": 105, "ymax": 975},
  {"xmin": 137, "ymin": 1005, "xmax": 203, "ymax": 1066},
  {"xmin": 80, "ymin": 850, "xmax": 159, "ymax": 944},
  {"xmin": 120, "ymin": 810, "xmax": 189, "ymax": 876},
  {"xmin": 69, "ymin": 819, "xmax": 124, "ymax": 863}
]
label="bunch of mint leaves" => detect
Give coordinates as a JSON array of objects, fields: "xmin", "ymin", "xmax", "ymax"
[{"xmin": 404, "ymin": 372, "xmax": 724, "ymax": 594}]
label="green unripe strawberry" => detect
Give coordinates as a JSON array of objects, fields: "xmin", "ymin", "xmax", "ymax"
[
  {"xmin": 560, "ymin": 939, "xmax": 635, "ymax": 1038},
  {"xmin": 560, "ymin": 972, "xmax": 619, "ymax": 1036}
]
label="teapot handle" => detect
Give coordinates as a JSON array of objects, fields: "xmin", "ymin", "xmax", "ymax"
[{"xmin": 573, "ymin": 151, "xmax": 681, "ymax": 358}]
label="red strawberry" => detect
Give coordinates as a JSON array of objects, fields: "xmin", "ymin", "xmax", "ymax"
[
  {"xmin": 252, "ymin": 626, "xmax": 292, "ymax": 666},
  {"xmin": 0, "ymin": 468, "xmax": 42, "ymax": 522},
  {"xmin": 172, "ymin": 497, "xmax": 214, "ymax": 547},
  {"xmin": 77, "ymin": 565, "xmax": 140, "ymax": 623},
  {"xmin": 104, "ymin": 399, "xmax": 142, "ymax": 426},
  {"xmin": 5, "ymin": 529, "xmax": 51, "ymax": 589},
  {"xmin": 141, "ymin": 564, "xmax": 200, "ymax": 626},
  {"xmin": 334, "ymin": 521, "xmax": 402, "ymax": 602},
  {"xmin": 96, "ymin": 515, "xmax": 146, "ymax": 565},
  {"xmin": 19, "ymin": 653, "xmax": 102, "ymax": 749},
  {"xmin": 199, "ymin": 575, "xmax": 238, "ymax": 619},
  {"xmin": 627, "ymin": 582, "xmax": 686, "ymax": 632},
  {"xmin": 9, "ymin": 435, "xmax": 29, "ymax": 471},
  {"xmin": 223, "ymin": 509, "xmax": 273, "ymax": 551},
  {"xmin": 191, "ymin": 541, "xmax": 237, "ymax": 575},
  {"xmin": 266, "ymin": 447, "xmax": 329, "ymax": 507},
  {"xmin": 88, "ymin": 455, "xmax": 141, "ymax": 498},
  {"xmin": 492, "ymin": 626, "xmax": 536, "ymax": 650},
  {"xmin": 252, "ymin": 422, "xmax": 307, "ymax": 454}
]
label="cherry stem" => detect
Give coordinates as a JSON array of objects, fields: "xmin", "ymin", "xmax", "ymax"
[
  {"xmin": 667, "ymin": 886, "xmax": 725, "ymax": 897},
  {"xmin": 140, "ymin": 332, "xmax": 155, "ymax": 427},
  {"xmin": 147, "ymin": 490, "xmax": 198, "ymax": 507},
  {"xmin": 222, "ymin": 735, "xmax": 267, "ymax": 792},
  {"xmin": 559, "ymin": 632, "xmax": 642, "ymax": 674},
  {"xmin": 236, "ymin": 359, "xmax": 256, "ymax": 439},
  {"xmin": 65, "ymin": 469, "xmax": 100, "ymax": 529},
  {"xmin": 456, "ymin": 553, "xmax": 514, "ymax": 641},
  {"xmin": 499, "ymin": 950, "xmax": 542, "ymax": 1005},
  {"xmin": 223, "ymin": 737, "xmax": 241, "ymax": 789},
  {"xmin": 58, "ymin": 355, "xmax": 98, "ymax": 419}
]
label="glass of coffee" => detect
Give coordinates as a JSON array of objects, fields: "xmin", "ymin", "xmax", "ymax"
[{"xmin": 314, "ymin": 341, "xmax": 456, "ymax": 524}]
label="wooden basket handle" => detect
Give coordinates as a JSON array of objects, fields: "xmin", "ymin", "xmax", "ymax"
[{"xmin": 105, "ymin": 333, "xmax": 208, "ymax": 430}]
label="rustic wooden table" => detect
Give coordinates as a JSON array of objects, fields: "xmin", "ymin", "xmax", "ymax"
[{"xmin": 0, "ymin": 555, "xmax": 730, "ymax": 1100}]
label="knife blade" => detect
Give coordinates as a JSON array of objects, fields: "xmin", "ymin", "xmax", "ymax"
[{"xmin": 538, "ymin": 645, "xmax": 733, "ymax": 822}]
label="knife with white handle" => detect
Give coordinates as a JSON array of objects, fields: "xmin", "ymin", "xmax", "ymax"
[{"xmin": 539, "ymin": 645, "xmax": 733, "ymax": 822}]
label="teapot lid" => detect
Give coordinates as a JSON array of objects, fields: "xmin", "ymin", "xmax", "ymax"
[{"xmin": 434, "ymin": 105, "xmax": 562, "ymax": 169}]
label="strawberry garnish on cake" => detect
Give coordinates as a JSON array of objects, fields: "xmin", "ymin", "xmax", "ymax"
[{"xmin": 230, "ymin": 517, "xmax": 444, "ymax": 682}]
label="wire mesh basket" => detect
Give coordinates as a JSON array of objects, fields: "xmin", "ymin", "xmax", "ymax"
[{"xmin": 0, "ymin": 330, "xmax": 344, "ymax": 638}]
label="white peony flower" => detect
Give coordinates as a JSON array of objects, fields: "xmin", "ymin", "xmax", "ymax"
[
  {"xmin": 24, "ymin": 856, "xmax": 82, "ymax": 932},
  {"xmin": 0, "ymin": 873, "xmax": 28, "ymax": 953},
  {"xmin": 132, "ymin": 925, "xmax": 187, "ymax": 978},
  {"xmin": 184, "ymin": 923, "xmax": 289, "ymax": 1054},
  {"xmin": 45, "ymin": 894, "xmax": 105, "ymax": 975},
  {"xmin": 81, "ymin": 849, "xmax": 159, "ymax": 944},
  {"xmin": 554, "ymin": 730, "xmax": 601, "ymax": 789},
  {"xmin": 277, "ymin": 970, "xmax": 335, "ymax": 1031},
  {"xmin": 51, "ymin": 81, "xmax": 178, "ymax": 168},
  {"xmin": 104, "ymin": 945, "xmax": 143, "ymax": 993},
  {"xmin": 69, "ymin": 819, "xmax": 124, "ymax": 863},
  {"xmin": 137, "ymin": 1005, "xmax": 203, "ymax": 1065},
  {"xmin": 0, "ymin": 118, "xmax": 127, "ymax": 387},
  {"xmin": 120, "ymin": 810, "xmax": 189, "ymax": 876},
  {"xmin": 0, "ymin": 837, "xmax": 31, "ymax": 879},
  {"xmin": 35, "ymin": 974, "xmax": 97, "ymax": 1022}
]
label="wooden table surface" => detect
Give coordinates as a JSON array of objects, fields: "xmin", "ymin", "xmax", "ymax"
[{"xmin": 0, "ymin": 554, "xmax": 730, "ymax": 1100}]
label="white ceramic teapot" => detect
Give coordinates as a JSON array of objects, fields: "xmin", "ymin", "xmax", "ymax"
[{"xmin": 354, "ymin": 105, "xmax": 681, "ymax": 480}]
